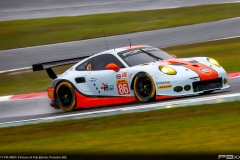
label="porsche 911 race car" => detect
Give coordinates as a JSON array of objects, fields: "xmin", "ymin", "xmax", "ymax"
[{"xmin": 32, "ymin": 45, "xmax": 229, "ymax": 111}]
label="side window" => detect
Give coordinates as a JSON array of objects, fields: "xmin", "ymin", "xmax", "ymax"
[
  {"xmin": 75, "ymin": 58, "xmax": 93, "ymax": 71},
  {"xmin": 93, "ymin": 54, "xmax": 125, "ymax": 71}
]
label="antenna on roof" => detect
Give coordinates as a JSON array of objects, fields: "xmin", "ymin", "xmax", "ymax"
[
  {"xmin": 103, "ymin": 30, "xmax": 108, "ymax": 50},
  {"xmin": 129, "ymin": 39, "xmax": 132, "ymax": 48}
]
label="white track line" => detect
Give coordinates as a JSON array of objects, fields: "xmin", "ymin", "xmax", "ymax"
[
  {"xmin": 0, "ymin": 92, "xmax": 240, "ymax": 126},
  {"xmin": 0, "ymin": 96, "xmax": 13, "ymax": 102},
  {"xmin": 0, "ymin": 67, "xmax": 31, "ymax": 74}
]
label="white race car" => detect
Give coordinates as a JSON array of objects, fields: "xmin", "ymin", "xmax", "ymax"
[{"xmin": 32, "ymin": 45, "xmax": 230, "ymax": 111}]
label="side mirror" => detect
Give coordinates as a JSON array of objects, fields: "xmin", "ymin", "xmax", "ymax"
[
  {"xmin": 106, "ymin": 63, "xmax": 120, "ymax": 72},
  {"xmin": 171, "ymin": 54, "xmax": 177, "ymax": 58}
]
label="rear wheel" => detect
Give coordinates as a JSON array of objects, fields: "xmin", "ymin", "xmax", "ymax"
[
  {"xmin": 133, "ymin": 73, "xmax": 156, "ymax": 102},
  {"xmin": 56, "ymin": 81, "xmax": 76, "ymax": 112}
]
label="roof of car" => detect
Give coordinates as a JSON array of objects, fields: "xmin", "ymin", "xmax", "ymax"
[
  {"xmin": 81, "ymin": 45, "xmax": 152, "ymax": 61},
  {"xmin": 106, "ymin": 45, "xmax": 150, "ymax": 54}
]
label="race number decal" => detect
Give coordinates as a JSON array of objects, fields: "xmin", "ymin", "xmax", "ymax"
[{"xmin": 116, "ymin": 79, "xmax": 130, "ymax": 95}]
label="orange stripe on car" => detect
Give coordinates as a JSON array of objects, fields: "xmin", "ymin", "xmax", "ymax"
[
  {"xmin": 190, "ymin": 63, "xmax": 218, "ymax": 81},
  {"xmin": 164, "ymin": 59, "xmax": 218, "ymax": 81}
]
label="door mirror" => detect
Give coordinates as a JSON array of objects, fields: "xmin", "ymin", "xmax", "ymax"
[
  {"xmin": 106, "ymin": 63, "xmax": 120, "ymax": 72},
  {"xmin": 171, "ymin": 54, "xmax": 177, "ymax": 58}
]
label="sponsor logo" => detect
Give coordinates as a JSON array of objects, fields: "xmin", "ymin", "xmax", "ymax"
[
  {"xmin": 129, "ymin": 73, "xmax": 133, "ymax": 79},
  {"xmin": 199, "ymin": 69, "xmax": 211, "ymax": 75},
  {"xmin": 123, "ymin": 50, "xmax": 140, "ymax": 56},
  {"xmin": 122, "ymin": 47, "xmax": 158, "ymax": 56},
  {"xmin": 116, "ymin": 79, "xmax": 128, "ymax": 84},
  {"xmin": 101, "ymin": 83, "xmax": 114, "ymax": 91},
  {"xmin": 122, "ymin": 71, "xmax": 127, "ymax": 78},
  {"xmin": 157, "ymin": 84, "xmax": 172, "ymax": 90},
  {"xmin": 116, "ymin": 74, "xmax": 121, "ymax": 79},
  {"xmin": 156, "ymin": 81, "xmax": 170, "ymax": 85}
]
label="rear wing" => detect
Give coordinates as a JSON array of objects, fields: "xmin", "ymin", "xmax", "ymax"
[{"xmin": 32, "ymin": 56, "xmax": 89, "ymax": 79}]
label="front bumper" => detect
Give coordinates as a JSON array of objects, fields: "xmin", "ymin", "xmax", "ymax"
[{"xmin": 155, "ymin": 76, "xmax": 229, "ymax": 96}]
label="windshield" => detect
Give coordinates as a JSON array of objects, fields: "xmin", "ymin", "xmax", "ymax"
[{"xmin": 118, "ymin": 47, "xmax": 174, "ymax": 67}]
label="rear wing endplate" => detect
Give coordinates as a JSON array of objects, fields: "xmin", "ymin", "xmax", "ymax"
[{"xmin": 32, "ymin": 56, "xmax": 89, "ymax": 79}]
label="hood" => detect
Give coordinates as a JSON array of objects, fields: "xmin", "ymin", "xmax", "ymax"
[{"xmin": 159, "ymin": 58, "xmax": 218, "ymax": 81}]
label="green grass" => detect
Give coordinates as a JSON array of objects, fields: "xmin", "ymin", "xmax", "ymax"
[
  {"xmin": 0, "ymin": 37, "xmax": 239, "ymax": 96},
  {"xmin": 1, "ymin": 3, "xmax": 240, "ymax": 50},
  {"xmin": 0, "ymin": 101, "xmax": 239, "ymax": 155}
]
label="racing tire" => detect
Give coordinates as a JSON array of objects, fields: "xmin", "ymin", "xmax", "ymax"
[
  {"xmin": 133, "ymin": 73, "xmax": 156, "ymax": 102},
  {"xmin": 56, "ymin": 81, "xmax": 76, "ymax": 112}
]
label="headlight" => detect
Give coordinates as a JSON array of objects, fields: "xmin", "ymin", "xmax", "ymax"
[
  {"xmin": 159, "ymin": 65, "xmax": 177, "ymax": 75},
  {"xmin": 207, "ymin": 57, "xmax": 220, "ymax": 67}
]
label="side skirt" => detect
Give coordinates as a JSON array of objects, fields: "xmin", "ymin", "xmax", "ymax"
[{"xmin": 75, "ymin": 90, "xmax": 137, "ymax": 109}]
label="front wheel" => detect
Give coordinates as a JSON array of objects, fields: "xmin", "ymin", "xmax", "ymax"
[
  {"xmin": 56, "ymin": 81, "xmax": 76, "ymax": 112},
  {"xmin": 133, "ymin": 73, "xmax": 156, "ymax": 102}
]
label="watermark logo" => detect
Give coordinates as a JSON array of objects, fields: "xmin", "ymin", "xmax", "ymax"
[{"xmin": 218, "ymin": 155, "xmax": 240, "ymax": 159}]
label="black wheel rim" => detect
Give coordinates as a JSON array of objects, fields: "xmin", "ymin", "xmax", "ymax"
[
  {"xmin": 57, "ymin": 85, "xmax": 73, "ymax": 108},
  {"xmin": 136, "ymin": 76, "xmax": 153, "ymax": 98}
]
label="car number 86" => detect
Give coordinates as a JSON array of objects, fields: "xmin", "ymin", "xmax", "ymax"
[{"xmin": 117, "ymin": 83, "xmax": 130, "ymax": 95}]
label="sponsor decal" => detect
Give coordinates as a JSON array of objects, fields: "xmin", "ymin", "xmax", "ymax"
[
  {"xmin": 156, "ymin": 81, "xmax": 170, "ymax": 85},
  {"xmin": 122, "ymin": 47, "xmax": 158, "ymax": 56},
  {"xmin": 116, "ymin": 74, "xmax": 121, "ymax": 79},
  {"xmin": 101, "ymin": 83, "xmax": 114, "ymax": 91},
  {"xmin": 122, "ymin": 71, "xmax": 127, "ymax": 78},
  {"xmin": 129, "ymin": 73, "xmax": 133, "ymax": 80},
  {"xmin": 123, "ymin": 49, "xmax": 140, "ymax": 56},
  {"xmin": 199, "ymin": 69, "xmax": 211, "ymax": 75},
  {"xmin": 116, "ymin": 79, "xmax": 130, "ymax": 95},
  {"xmin": 157, "ymin": 84, "xmax": 172, "ymax": 90}
]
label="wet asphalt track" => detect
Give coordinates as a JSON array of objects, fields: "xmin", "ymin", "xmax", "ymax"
[
  {"xmin": 0, "ymin": 0, "xmax": 239, "ymax": 21},
  {"xmin": 0, "ymin": 77, "xmax": 239, "ymax": 123},
  {"xmin": 0, "ymin": 0, "xmax": 240, "ymax": 124},
  {"xmin": 1, "ymin": 17, "xmax": 240, "ymax": 72}
]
